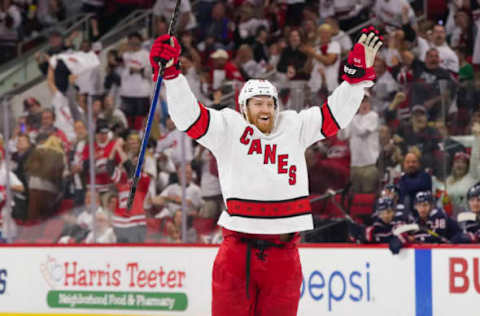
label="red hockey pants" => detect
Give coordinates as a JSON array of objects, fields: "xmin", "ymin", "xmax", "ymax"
[{"xmin": 212, "ymin": 230, "xmax": 302, "ymax": 316}]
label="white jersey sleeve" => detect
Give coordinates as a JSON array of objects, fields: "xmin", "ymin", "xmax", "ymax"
[
  {"xmin": 298, "ymin": 80, "xmax": 372, "ymax": 148},
  {"xmin": 164, "ymin": 75, "xmax": 229, "ymax": 152}
]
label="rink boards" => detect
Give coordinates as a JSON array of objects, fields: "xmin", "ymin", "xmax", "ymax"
[{"xmin": 0, "ymin": 244, "xmax": 478, "ymax": 316}]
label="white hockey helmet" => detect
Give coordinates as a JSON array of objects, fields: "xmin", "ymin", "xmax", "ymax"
[{"xmin": 238, "ymin": 79, "xmax": 280, "ymax": 130}]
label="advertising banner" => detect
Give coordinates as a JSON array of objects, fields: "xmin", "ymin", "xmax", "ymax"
[
  {"xmin": 0, "ymin": 246, "xmax": 216, "ymax": 315},
  {"xmin": 432, "ymin": 247, "xmax": 480, "ymax": 316},
  {"xmin": 0, "ymin": 245, "xmax": 419, "ymax": 316},
  {"xmin": 299, "ymin": 247, "xmax": 415, "ymax": 316}
]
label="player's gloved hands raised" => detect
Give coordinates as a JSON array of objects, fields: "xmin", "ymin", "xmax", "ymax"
[
  {"xmin": 342, "ymin": 26, "xmax": 383, "ymax": 84},
  {"xmin": 149, "ymin": 34, "xmax": 181, "ymax": 81},
  {"xmin": 388, "ymin": 236, "xmax": 403, "ymax": 255}
]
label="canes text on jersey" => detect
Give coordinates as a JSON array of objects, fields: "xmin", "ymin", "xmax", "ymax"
[{"xmin": 240, "ymin": 126, "xmax": 297, "ymax": 185}]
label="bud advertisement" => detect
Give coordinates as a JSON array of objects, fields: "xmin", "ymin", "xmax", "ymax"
[{"xmin": 432, "ymin": 248, "xmax": 480, "ymax": 316}]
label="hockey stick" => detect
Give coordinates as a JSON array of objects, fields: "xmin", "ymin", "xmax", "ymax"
[{"xmin": 126, "ymin": 0, "xmax": 182, "ymax": 210}]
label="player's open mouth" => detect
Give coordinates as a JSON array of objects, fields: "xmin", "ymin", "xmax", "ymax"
[{"xmin": 259, "ymin": 116, "xmax": 270, "ymax": 122}]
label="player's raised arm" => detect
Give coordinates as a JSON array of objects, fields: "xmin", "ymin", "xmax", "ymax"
[
  {"xmin": 149, "ymin": 35, "xmax": 227, "ymax": 151},
  {"xmin": 299, "ymin": 27, "xmax": 383, "ymax": 147}
]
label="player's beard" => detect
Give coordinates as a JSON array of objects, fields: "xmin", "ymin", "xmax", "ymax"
[{"xmin": 246, "ymin": 108, "xmax": 274, "ymax": 134}]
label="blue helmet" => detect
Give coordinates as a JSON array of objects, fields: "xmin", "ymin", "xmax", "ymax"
[
  {"xmin": 414, "ymin": 191, "xmax": 433, "ymax": 204},
  {"xmin": 376, "ymin": 197, "xmax": 395, "ymax": 212},
  {"xmin": 467, "ymin": 183, "xmax": 480, "ymax": 200}
]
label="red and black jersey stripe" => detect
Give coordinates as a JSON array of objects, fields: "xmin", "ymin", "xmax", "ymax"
[
  {"xmin": 226, "ymin": 196, "xmax": 311, "ymax": 218},
  {"xmin": 320, "ymin": 102, "xmax": 340, "ymax": 138},
  {"xmin": 185, "ymin": 102, "xmax": 211, "ymax": 140}
]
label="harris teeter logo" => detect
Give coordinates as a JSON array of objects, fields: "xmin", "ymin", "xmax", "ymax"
[{"xmin": 40, "ymin": 255, "xmax": 188, "ymax": 311}]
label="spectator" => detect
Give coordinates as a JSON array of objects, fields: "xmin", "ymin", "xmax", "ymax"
[
  {"xmin": 75, "ymin": 39, "xmax": 103, "ymax": 96},
  {"xmin": 395, "ymin": 105, "xmax": 441, "ymax": 173},
  {"xmin": 338, "ymin": 94, "xmax": 380, "ymax": 193},
  {"xmin": 444, "ymin": 152, "xmax": 477, "ymax": 214},
  {"xmin": 180, "ymin": 52, "xmax": 214, "ymax": 106},
  {"xmin": 23, "ymin": 97, "xmax": 42, "ymax": 133},
  {"xmin": 57, "ymin": 189, "xmax": 102, "ymax": 243},
  {"xmin": 377, "ymin": 125, "xmax": 403, "ymax": 185},
  {"xmin": 35, "ymin": 30, "xmax": 75, "ymax": 75},
  {"xmin": 108, "ymin": 133, "xmax": 155, "ymax": 243},
  {"xmin": 119, "ymin": 32, "xmax": 152, "ymax": 131},
  {"xmin": 84, "ymin": 209, "xmax": 116, "ymax": 243},
  {"xmin": 10, "ymin": 133, "xmax": 32, "ymax": 220},
  {"xmin": 319, "ymin": 0, "xmax": 369, "ymax": 30},
  {"xmin": 152, "ymin": 162, "xmax": 203, "ymax": 220},
  {"xmin": 370, "ymin": 56, "xmax": 398, "ymax": 114},
  {"xmin": 306, "ymin": 23, "xmax": 341, "ymax": 97},
  {"xmin": 202, "ymin": 2, "xmax": 232, "ymax": 47},
  {"xmin": 81, "ymin": 119, "xmax": 121, "ymax": 194},
  {"xmin": 235, "ymin": 44, "xmax": 266, "ymax": 79},
  {"xmin": 277, "ymin": 29, "xmax": 308, "ymax": 80},
  {"xmin": 284, "ymin": 0, "xmax": 305, "ymax": 27},
  {"xmin": 325, "ymin": 17, "xmax": 352, "ymax": 57},
  {"xmin": 0, "ymin": 145, "xmax": 24, "ymax": 241},
  {"xmin": 11, "ymin": 133, "xmax": 32, "ymax": 190},
  {"xmin": 409, "ymin": 48, "xmax": 456, "ymax": 121},
  {"xmin": 418, "ymin": 24, "xmax": 460, "ymax": 74},
  {"xmin": 307, "ymin": 136, "xmax": 350, "ymax": 194},
  {"xmin": 196, "ymin": 146, "xmax": 223, "ymax": 220},
  {"xmin": 398, "ymin": 152, "xmax": 432, "ymax": 213},
  {"xmin": 153, "ymin": 0, "xmax": 196, "ymax": 34},
  {"xmin": 102, "ymin": 95, "xmax": 128, "ymax": 136},
  {"xmin": 81, "ymin": 0, "xmax": 104, "ymax": 40},
  {"xmin": 156, "ymin": 116, "xmax": 194, "ymax": 165},
  {"xmin": 37, "ymin": 0, "xmax": 66, "ymax": 28},
  {"xmin": 104, "ymin": 49, "xmax": 123, "ymax": 98},
  {"xmin": 251, "ymin": 25, "xmax": 269, "ymax": 64},
  {"xmin": 209, "ymin": 48, "xmax": 244, "ymax": 91},
  {"xmin": 450, "ymin": 10, "xmax": 474, "ymax": 54},
  {"xmin": 0, "ymin": 0, "xmax": 22, "ymax": 63},
  {"xmin": 25, "ymin": 134, "xmax": 65, "ymax": 221},
  {"xmin": 164, "ymin": 209, "xmax": 197, "ymax": 243},
  {"xmin": 38, "ymin": 108, "xmax": 71, "ymax": 152},
  {"xmin": 70, "ymin": 120, "xmax": 87, "ymax": 206}
]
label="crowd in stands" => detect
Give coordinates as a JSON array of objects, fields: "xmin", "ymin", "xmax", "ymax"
[
  {"xmin": 1, "ymin": 0, "xmax": 480, "ymax": 249},
  {"xmin": 0, "ymin": 0, "xmax": 155, "ymax": 64}
]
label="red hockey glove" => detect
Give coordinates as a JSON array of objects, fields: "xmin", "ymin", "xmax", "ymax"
[
  {"xmin": 149, "ymin": 34, "xmax": 182, "ymax": 81},
  {"xmin": 342, "ymin": 26, "xmax": 383, "ymax": 84}
]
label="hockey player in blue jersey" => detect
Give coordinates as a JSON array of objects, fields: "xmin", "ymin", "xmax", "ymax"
[
  {"xmin": 380, "ymin": 184, "xmax": 405, "ymax": 214},
  {"xmin": 410, "ymin": 191, "xmax": 460, "ymax": 243},
  {"xmin": 454, "ymin": 183, "xmax": 480, "ymax": 243},
  {"xmin": 349, "ymin": 197, "xmax": 411, "ymax": 253}
]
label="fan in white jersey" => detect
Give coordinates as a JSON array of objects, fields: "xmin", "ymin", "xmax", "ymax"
[{"xmin": 150, "ymin": 28, "xmax": 383, "ymax": 316}]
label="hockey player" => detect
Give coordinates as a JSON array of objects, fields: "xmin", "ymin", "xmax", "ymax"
[
  {"xmin": 410, "ymin": 191, "xmax": 460, "ymax": 243},
  {"xmin": 380, "ymin": 183, "xmax": 405, "ymax": 213},
  {"xmin": 454, "ymin": 183, "xmax": 480, "ymax": 243},
  {"xmin": 348, "ymin": 197, "xmax": 412, "ymax": 254},
  {"xmin": 349, "ymin": 197, "xmax": 410, "ymax": 243},
  {"xmin": 150, "ymin": 27, "xmax": 383, "ymax": 316}
]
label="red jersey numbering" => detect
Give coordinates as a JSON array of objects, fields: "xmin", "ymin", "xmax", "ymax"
[{"xmin": 240, "ymin": 126, "xmax": 296, "ymax": 185}]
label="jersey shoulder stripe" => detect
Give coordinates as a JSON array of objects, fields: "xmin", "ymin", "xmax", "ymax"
[
  {"xmin": 320, "ymin": 102, "xmax": 340, "ymax": 137},
  {"xmin": 185, "ymin": 102, "xmax": 211, "ymax": 140}
]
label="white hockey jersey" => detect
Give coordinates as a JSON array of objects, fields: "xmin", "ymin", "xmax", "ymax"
[{"xmin": 164, "ymin": 75, "xmax": 371, "ymax": 234}]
